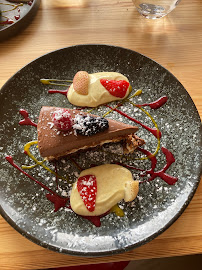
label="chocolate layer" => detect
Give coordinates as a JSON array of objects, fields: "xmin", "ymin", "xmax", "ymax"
[{"xmin": 37, "ymin": 106, "xmax": 143, "ymax": 160}]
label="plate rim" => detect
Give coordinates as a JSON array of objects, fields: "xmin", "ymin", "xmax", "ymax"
[{"xmin": 0, "ymin": 44, "xmax": 202, "ymax": 256}]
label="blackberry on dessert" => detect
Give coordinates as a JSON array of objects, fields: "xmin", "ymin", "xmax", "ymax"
[{"xmin": 73, "ymin": 115, "xmax": 109, "ymax": 136}]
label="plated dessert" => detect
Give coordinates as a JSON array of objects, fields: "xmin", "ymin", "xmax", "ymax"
[
  {"xmin": 6, "ymin": 70, "xmax": 178, "ymax": 225},
  {"xmin": 1, "ymin": 44, "xmax": 201, "ymax": 256}
]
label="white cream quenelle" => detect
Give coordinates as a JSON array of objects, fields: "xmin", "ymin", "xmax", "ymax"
[
  {"xmin": 67, "ymin": 71, "xmax": 132, "ymax": 107},
  {"xmin": 70, "ymin": 164, "xmax": 139, "ymax": 216}
]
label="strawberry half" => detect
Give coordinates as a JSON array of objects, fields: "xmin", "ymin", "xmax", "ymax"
[
  {"xmin": 100, "ymin": 79, "xmax": 129, "ymax": 98},
  {"xmin": 52, "ymin": 108, "xmax": 73, "ymax": 131},
  {"xmin": 77, "ymin": 175, "xmax": 97, "ymax": 212}
]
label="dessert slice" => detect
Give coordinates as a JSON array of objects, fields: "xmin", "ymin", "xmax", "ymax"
[
  {"xmin": 70, "ymin": 164, "xmax": 139, "ymax": 216},
  {"xmin": 37, "ymin": 106, "xmax": 145, "ymax": 160}
]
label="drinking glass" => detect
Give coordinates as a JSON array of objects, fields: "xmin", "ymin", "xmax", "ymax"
[{"xmin": 132, "ymin": 0, "xmax": 181, "ymax": 19}]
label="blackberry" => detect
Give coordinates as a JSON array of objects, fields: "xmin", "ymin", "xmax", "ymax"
[{"xmin": 73, "ymin": 115, "xmax": 109, "ymax": 136}]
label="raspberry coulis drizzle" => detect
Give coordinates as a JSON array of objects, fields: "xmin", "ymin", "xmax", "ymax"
[
  {"xmin": 136, "ymin": 96, "xmax": 168, "ymax": 109},
  {"xmin": 106, "ymin": 105, "xmax": 161, "ymax": 139},
  {"xmin": 14, "ymin": 15, "xmax": 20, "ymax": 21},
  {"xmin": 0, "ymin": 18, "xmax": 14, "ymax": 25},
  {"xmin": 5, "ymin": 155, "xmax": 102, "ymax": 226},
  {"xmin": 107, "ymin": 96, "xmax": 177, "ymax": 185},
  {"xmin": 19, "ymin": 109, "xmax": 37, "ymax": 127},
  {"xmin": 5, "ymin": 156, "xmax": 68, "ymax": 212},
  {"xmin": 118, "ymin": 147, "xmax": 178, "ymax": 185},
  {"xmin": 48, "ymin": 89, "xmax": 68, "ymax": 96}
]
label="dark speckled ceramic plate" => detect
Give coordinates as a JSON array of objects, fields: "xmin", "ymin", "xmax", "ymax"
[
  {"xmin": 0, "ymin": 0, "xmax": 40, "ymax": 41},
  {"xmin": 0, "ymin": 45, "xmax": 201, "ymax": 256}
]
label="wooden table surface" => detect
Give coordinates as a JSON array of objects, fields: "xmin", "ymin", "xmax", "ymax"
[{"xmin": 0, "ymin": 0, "xmax": 202, "ymax": 269}]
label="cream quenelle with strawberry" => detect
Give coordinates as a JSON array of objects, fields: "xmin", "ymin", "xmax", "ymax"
[
  {"xmin": 70, "ymin": 164, "xmax": 139, "ymax": 216},
  {"xmin": 67, "ymin": 71, "xmax": 132, "ymax": 107}
]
